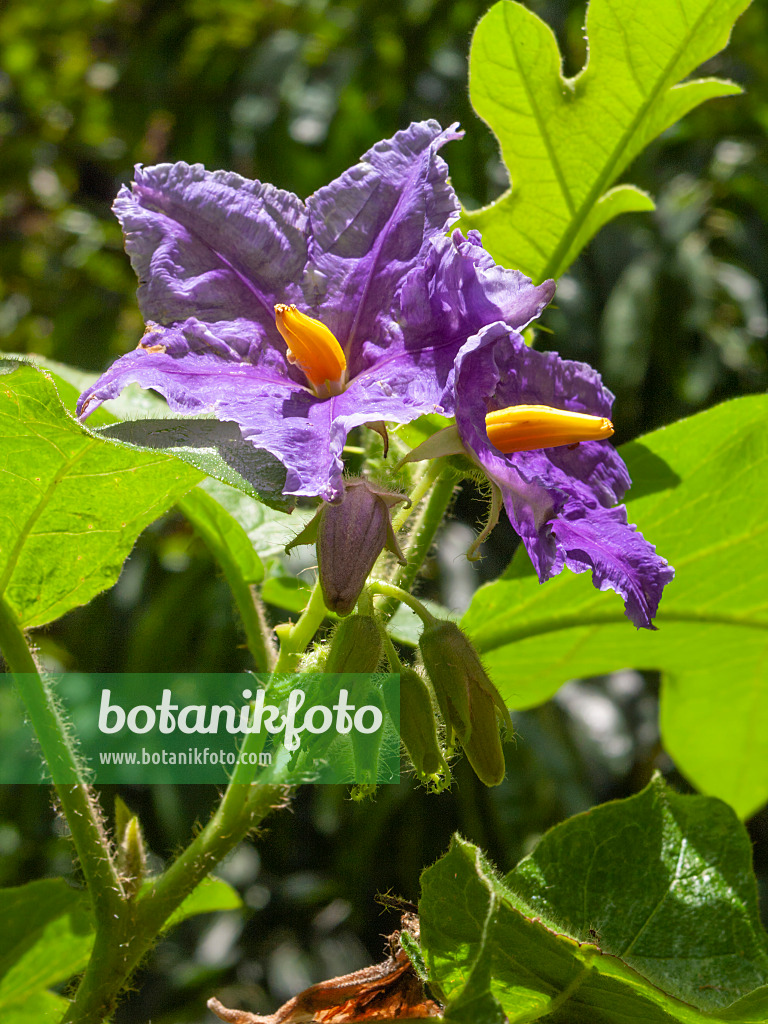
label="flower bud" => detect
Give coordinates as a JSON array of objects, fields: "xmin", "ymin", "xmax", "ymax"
[
  {"xmin": 351, "ymin": 682, "xmax": 386, "ymax": 785},
  {"xmin": 298, "ymin": 640, "xmax": 329, "ymax": 672},
  {"xmin": 391, "ymin": 666, "xmax": 447, "ymax": 780},
  {"xmin": 419, "ymin": 620, "xmax": 511, "ymax": 787},
  {"xmin": 288, "ymin": 478, "xmax": 409, "ymax": 616},
  {"xmin": 324, "ymin": 614, "xmax": 382, "ymax": 674},
  {"xmin": 461, "ymin": 686, "xmax": 507, "ymax": 788},
  {"xmin": 115, "ymin": 796, "xmax": 146, "ymax": 898}
]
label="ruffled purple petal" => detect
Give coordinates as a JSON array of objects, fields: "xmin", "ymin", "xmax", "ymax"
[
  {"xmin": 454, "ymin": 323, "xmax": 673, "ymax": 628},
  {"xmin": 77, "ymin": 328, "xmax": 447, "ymax": 501},
  {"xmin": 77, "ymin": 341, "xmax": 351, "ymax": 498},
  {"xmin": 455, "ymin": 323, "xmax": 631, "ymax": 505},
  {"xmin": 392, "ymin": 230, "xmax": 556, "ymax": 413},
  {"xmin": 305, "ymin": 121, "xmax": 463, "ymax": 373},
  {"xmin": 114, "ymin": 162, "xmax": 307, "ymax": 346},
  {"xmin": 551, "ymin": 500, "xmax": 675, "ymax": 630}
]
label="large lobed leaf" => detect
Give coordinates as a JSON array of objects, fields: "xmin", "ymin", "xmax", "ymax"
[
  {"xmin": 420, "ymin": 777, "xmax": 768, "ymax": 1023},
  {"xmin": 0, "ymin": 361, "xmax": 202, "ymax": 627},
  {"xmin": 460, "ymin": 0, "xmax": 748, "ymax": 280},
  {"xmin": 462, "ymin": 395, "xmax": 768, "ymax": 818}
]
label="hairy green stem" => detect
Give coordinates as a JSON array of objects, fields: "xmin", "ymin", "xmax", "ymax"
[
  {"xmin": 0, "ymin": 596, "xmax": 124, "ymax": 925},
  {"xmin": 178, "ymin": 490, "xmax": 275, "ymax": 672},
  {"xmin": 391, "ymin": 457, "xmax": 444, "ymax": 532},
  {"xmin": 273, "ymin": 580, "xmax": 329, "ymax": 671},
  {"xmin": 0, "ymin": 595, "xmax": 290, "ymax": 1024},
  {"xmin": 368, "ymin": 579, "xmax": 436, "ymax": 627},
  {"xmin": 60, "ymin": 705, "xmax": 291, "ymax": 1024},
  {"xmin": 381, "ymin": 629, "xmax": 404, "ymax": 673},
  {"xmin": 61, "ymin": 783, "xmax": 288, "ymax": 1024},
  {"xmin": 379, "ymin": 469, "xmax": 457, "ymax": 622}
]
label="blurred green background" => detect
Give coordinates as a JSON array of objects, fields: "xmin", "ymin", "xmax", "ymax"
[{"xmin": 1, "ymin": 0, "xmax": 767, "ymax": 1021}]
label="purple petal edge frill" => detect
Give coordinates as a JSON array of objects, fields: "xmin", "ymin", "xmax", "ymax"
[
  {"xmin": 78, "ymin": 122, "xmax": 555, "ymax": 501},
  {"xmin": 453, "ymin": 325, "xmax": 674, "ymax": 629}
]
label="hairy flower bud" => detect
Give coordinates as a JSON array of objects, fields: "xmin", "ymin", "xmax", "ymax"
[
  {"xmin": 351, "ymin": 682, "xmax": 386, "ymax": 786},
  {"xmin": 390, "ymin": 666, "xmax": 446, "ymax": 780},
  {"xmin": 298, "ymin": 641, "xmax": 329, "ymax": 672},
  {"xmin": 287, "ymin": 478, "xmax": 409, "ymax": 616},
  {"xmin": 320, "ymin": 480, "xmax": 408, "ymax": 615},
  {"xmin": 114, "ymin": 795, "xmax": 146, "ymax": 898},
  {"xmin": 419, "ymin": 620, "xmax": 511, "ymax": 787},
  {"xmin": 324, "ymin": 614, "xmax": 382, "ymax": 674}
]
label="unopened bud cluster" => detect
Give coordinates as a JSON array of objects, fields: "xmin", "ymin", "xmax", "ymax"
[
  {"xmin": 287, "ymin": 478, "xmax": 511, "ymax": 788},
  {"xmin": 419, "ymin": 620, "xmax": 511, "ymax": 787}
]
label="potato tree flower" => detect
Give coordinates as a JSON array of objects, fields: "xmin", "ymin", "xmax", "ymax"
[
  {"xmin": 448, "ymin": 326, "xmax": 674, "ymax": 629},
  {"xmin": 76, "ymin": 121, "xmax": 554, "ymax": 501}
]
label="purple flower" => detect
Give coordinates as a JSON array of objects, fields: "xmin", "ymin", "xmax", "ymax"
[
  {"xmin": 77, "ymin": 121, "xmax": 554, "ymax": 501},
  {"xmin": 452, "ymin": 325, "xmax": 674, "ymax": 629}
]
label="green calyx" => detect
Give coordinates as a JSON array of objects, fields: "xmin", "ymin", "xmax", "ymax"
[{"xmin": 325, "ymin": 614, "xmax": 383, "ymax": 674}]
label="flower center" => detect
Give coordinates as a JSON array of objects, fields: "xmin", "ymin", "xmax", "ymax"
[
  {"xmin": 274, "ymin": 304, "xmax": 347, "ymax": 397},
  {"xmin": 485, "ymin": 404, "xmax": 614, "ymax": 453}
]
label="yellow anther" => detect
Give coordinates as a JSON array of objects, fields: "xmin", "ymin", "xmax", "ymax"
[
  {"xmin": 274, "ymin": 304, "xmax": 347, "ymax": 396},
  {"xmin": 485, "ymin": 404, "xmax": 614, "ymax": 453}
]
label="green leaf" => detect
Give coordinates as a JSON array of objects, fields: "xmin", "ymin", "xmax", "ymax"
[
  {"xmin": 419, "ymin": 778, "xmax": 768, "ymax": 1023},
  {"xmin": 0, "ymin": 361, "xmax": 202, "ymax": 627},
  {"xmin": 0, "ymin": 876, "xmax": 240, "ymax": 1019},
  {"xmin": 179, "ymin": 486, "xmax": 264, "ymax": 586},
  {"xmin": 23, "ymin": 354, "xmax": 169, "ymax": 423},
  {"xmin": 394, "ymin": 413, "xmax": 452, "ymax": 453},
  {"xmin": 0, "ymin": 879, "xmax": 94, "ymax": 1013},
  {"xmin": 388, "ymin": 599, "xmax": 460, "ymax": 647},
  {"xmin": 460, "ymin": 0, "xmax": 748, "ymax": 280},
  {"xmin": 161, "ymin": 876, "xmax": 243, "ymax": 930},
  {"xmin": 97, "ymin": 418, "xmax": 293, "ymax": 512},
  {"xmin": 199, "ymin": 477, "xmax": 314, "ymax": 561},
  {"xmin": 262, "ymin": 575, "xmax": 314, "ymax": 614},
  {"xmin": 461, "ymin": 396, "xmax": 768, "ymax": 818},
  {"xmin": 2, "ymin": 990, "xmax": 70, "ymax": 1024},
  {"xmin": 25, "ymin": 353, "xmax": 294, "ymax": 509},
  {"xmin": 509, "ymin": 776, "xmax": 768, "ymax": 1010}
]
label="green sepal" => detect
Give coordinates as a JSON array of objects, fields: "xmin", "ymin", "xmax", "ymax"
[
  {"xmin": 325, "ymin": 615, "xmax": 383, "ymax": 674},
  {"xmin": 114, "ymin": 796, "xmax": 146, "ymax": 899}
]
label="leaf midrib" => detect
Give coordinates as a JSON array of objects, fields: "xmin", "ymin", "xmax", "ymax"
[
  {"xmin": 543, "ymin": 0, "xmax": 722, "ymax": 278},
  {"xmin": 470, "ymin": 609, "xmax": 768, "ymax": 655},
  {"xmin": 472, "ymin": 0, "xmax": 727, "ymax": 279},
  {"xmin": 501, "ymin": 15, "xmax": 576, "ymax": 219}
]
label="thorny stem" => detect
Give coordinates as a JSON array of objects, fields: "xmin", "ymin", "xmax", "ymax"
[
  {"xmin": 0, "ymin": 596, "xmax": 124, "ymax": 926},
  {"xmin": 381, "ymin": 629, "xmax": 404, "ymax": 673},
  {"xmin": 0, "ymin": 598, "xmax": 291, "ymax": 1024},
  {"xmin": 61, "ymin": 783, "xmax": 288, "ymax": 1024}
]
